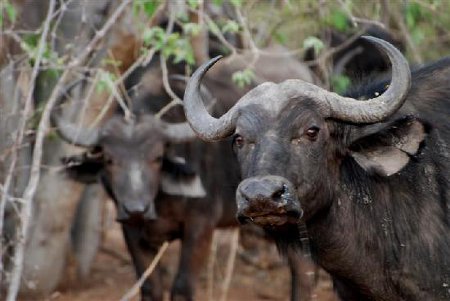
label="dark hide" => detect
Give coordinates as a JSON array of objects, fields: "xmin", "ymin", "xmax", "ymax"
[{"xmin": 229, "ymin": 58, "xmax": 450, "ymax": 300}]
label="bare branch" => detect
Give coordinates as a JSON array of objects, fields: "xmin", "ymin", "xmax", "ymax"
[
  {"xmin": 202, "ymin": 13, "xmax": 237, "ymax": 56},
  {"xmin": 120, "ymin": 241, "xmax": 169, "ymax": 301},
  {"xmin": 219, "ymin": 229, "xmax": 240, "ymax": 301},
  {"xmin": 207, "ymin": 231, "xmax": 218, "ymax": 301},
  {"xmin": 234, "ymin": 5, "xmax": 258, "ymax": 53},
  {"xmin": 155, "ymin": 56, "xmax": 183, "ymax": 119},
  {"xmin": 189, "ymin": 0, "xmax": 210, "ymax": 64},
  {"xmin": 0, "ymin": 67, "xmax": 30, "ymax": 290}
]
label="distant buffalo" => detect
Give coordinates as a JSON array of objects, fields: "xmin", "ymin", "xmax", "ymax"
[{"xmin": 183, "ymin": 37, "xmax": 450, "ymax": 301}]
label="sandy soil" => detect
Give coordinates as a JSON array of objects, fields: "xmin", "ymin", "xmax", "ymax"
[{"xmin": 19, "ymin": 222, "xmax": 337, "ymax": 301}]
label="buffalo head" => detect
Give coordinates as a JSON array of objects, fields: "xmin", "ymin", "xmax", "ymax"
[
  {"xmin": 182, "ymin": 37, "xmax": 425, "ymax": 227},
  {"xmin": 53, "ymin": 104, "xmax": 204, "ymax": 223}
]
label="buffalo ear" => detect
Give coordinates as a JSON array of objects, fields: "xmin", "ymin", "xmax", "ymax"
[
  {"xmin": 348, "ymin": 116, "xmax": 428, "ymax": 176},
  {"xmin": 62, "ymin": 149, "xmax": 105, "ymax": 183},
  {"xmin": 160, "ymin": 156, "xmax": 206, "ymax": 198}
]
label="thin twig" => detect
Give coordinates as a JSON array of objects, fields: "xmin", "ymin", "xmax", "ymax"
[
  {"xmin": 108, "ymin": 50, "xmax": 133, "ymax": 110},
  {"xmin": 351, "ymin": 17, "xmax": 386, "ymax": 29},
  {"xmin": 234, "ymin": 6, "xmax": 258, "ymax": 53},
  {"xmin": 207, "ymin": 231, "xmax": 218, "ymax": 301},
  {"xmin": 202, "ymin": 13, "xmax": 237, "ymax": 56},
  {"xmin": 219, "ymin": 229, "xmax": 239, "ymax": 301},
  {"xmin": 155, "ymin": 56, "xmax": 183, "ymax": 119},
  {"xmin": 0, "ymin": 67, "xmax": 30, "ymax": 291},
  {"xmin": 120, "ymin": 241, "xmax": 169, "ymax": 301}
]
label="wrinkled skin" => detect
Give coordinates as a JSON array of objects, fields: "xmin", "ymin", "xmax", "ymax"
[{"xmin": 200, "ymin": 58, "xmax": 450, "ymax": 300}]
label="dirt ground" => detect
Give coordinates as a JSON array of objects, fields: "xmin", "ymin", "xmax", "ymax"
[{"xmin": 20, "ymin": 222, "xmax": 337, "ymax": 301}]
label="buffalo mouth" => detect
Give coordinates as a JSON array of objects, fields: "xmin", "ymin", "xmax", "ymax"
[{"xmin": 237, "ymin": 209, "xmax": 302, "ymax": 227}]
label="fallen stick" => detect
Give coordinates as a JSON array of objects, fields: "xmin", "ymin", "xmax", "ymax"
[
  {"xmin": 219, "ymin": 229, "xmax": 240, "ymax": 301},
  {"xmin": 207, "ymin": 231, "xmax": 218, "ymax": 301},
  {"xmin": 120, "ymin": 241, "xmax": 169, "ymax": 301}
]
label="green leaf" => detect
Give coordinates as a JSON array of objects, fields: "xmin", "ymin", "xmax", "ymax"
[
  {"xmin": 411, "ymin": 27, "xmax": 425, "ymax": 44},
  {"xmin": 328, "ymin": 9, "xmax": 349, "ymax": 32},
  {"xmin": 133, "ymin": 0, "xmax": 160, "ymax": 18},
  {"xmin": 405, "ymin": 2, "xmax": 422, "ymax": 29},
  {"xmin": 303, "ymin": 36, "xmax": 324, "ymax": 56},
  {"xmin": 187, "ymin": 0, "xmax": 199, "ymax": 9},
  {"xmin": 142, "ymin": 26, "xmax": 166, "ymax": 48},
  {"xmin": 207, "ymin": 19, "xmax": 221, "ymax": 35},
  {"xmin": 96, "ymin": 70, "xmax": 118, "ymax": 93},
  {"xmin": 331, "ymin": 74, "xmax": 351, "ymax": 94},
  {"xmin": 5, "ymin": 1, "xmax": 17, "ymax": 23},
  {"xmin": 273, "ymin": 31, "xmax": 287, "ymax": 45},
  {"xmin": 183, "ymin": 22, "xmax": 202, "ymax": 36},
  {"xmin": 221, "ymin": 20, "xmax": 240, "ymax": 34},
  {"xmin": 232, "ymin": 68, "xmax": 255, "ymax": 88},
  {"xmin": 230, "ymin": 0, "xmax": 242, "ymax": 7},
  {"xmin": 102, "ymin": 58, "xmax": 123, "ymax": 68},
  {"xmin": 212, "ymin": 0, "xmax": 224, "ymax": 6}
]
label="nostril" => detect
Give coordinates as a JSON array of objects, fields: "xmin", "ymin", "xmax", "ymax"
[
  {"xmin": 271, "ymin": 184, "xmax": 288, "ymax": 201},
  {"xmin": 237, "ymin": 214, "xmax": 252, "ymax": 225}
]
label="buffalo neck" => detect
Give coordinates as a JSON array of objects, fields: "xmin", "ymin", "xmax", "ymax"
[{"xmin": 306, "ymin": 154, "xmax": 449, "ymax": 301}]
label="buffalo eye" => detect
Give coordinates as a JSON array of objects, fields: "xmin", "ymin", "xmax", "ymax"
[
  {"xmin": 305, "ymin": 126, "xmax": 320, "ymax": 140},
  {"xmin": 233, "ymin": 134, "xmax": 245, "ymax": 149}
]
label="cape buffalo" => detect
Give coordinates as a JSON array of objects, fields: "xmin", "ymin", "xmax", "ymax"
[
  {"xmin": 53, "ymin": 50, "xmax": 321, "ymax": 301},
  {"xmin": 183, "ymin": 36, "xmax": 450, "ymax": 301}
]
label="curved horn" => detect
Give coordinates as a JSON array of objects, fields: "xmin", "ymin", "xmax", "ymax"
[
  {"xmin": 51, "ymin": 81, "xmax": 100, "ymax": 147},
  {"xmin": 324, "ymin": 36, "xmax": 411, "ymax": 122},
  {"xmin": 183, "ymin": 55, "xmax": 241, "ymax": 141},
  {"xmin": 281, "ymin": 36, "xmax": 411, "ymax": 123}
]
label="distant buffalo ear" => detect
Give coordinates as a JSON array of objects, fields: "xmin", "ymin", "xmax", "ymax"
[
  {"xmin": 62, "ymin": 149, "xmax": 105, "ymax": 183},
  {"xmin": 160, "ymin": 156, "xmax": 206, "ymax": 198},
  {"xmin": 348, "ymin": 116, "xmax": 428, "ymax": 176}
]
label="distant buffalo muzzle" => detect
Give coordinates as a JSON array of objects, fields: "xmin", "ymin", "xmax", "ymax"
[
  {"xmin": 236, "ymin": 176, "xmax": 302, "ymax": 226},
  {"xmin": 117, "ymin": 201, "xmax": 157, "ymax": 222}
]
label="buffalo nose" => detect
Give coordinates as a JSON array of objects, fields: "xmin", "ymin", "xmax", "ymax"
[
  {"xmin": 239, "ymin": 178, "xmax": 288, "ymax": 203},
  {"xmin": 235, "ymin": 175, "xmax": 302, "ymax": 226},
  {"xmin": 123, "ymin": 202, "xmax": 148, "ymax": 216}
]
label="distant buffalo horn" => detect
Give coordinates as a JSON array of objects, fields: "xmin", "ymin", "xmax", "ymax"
[
  {"xmin": 183, "ymin": 37, "xmax": 411, "ymax": 141},
  {"xmin": 51, "ymin": 81, "xmax": 100, "ymax": 147}
]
